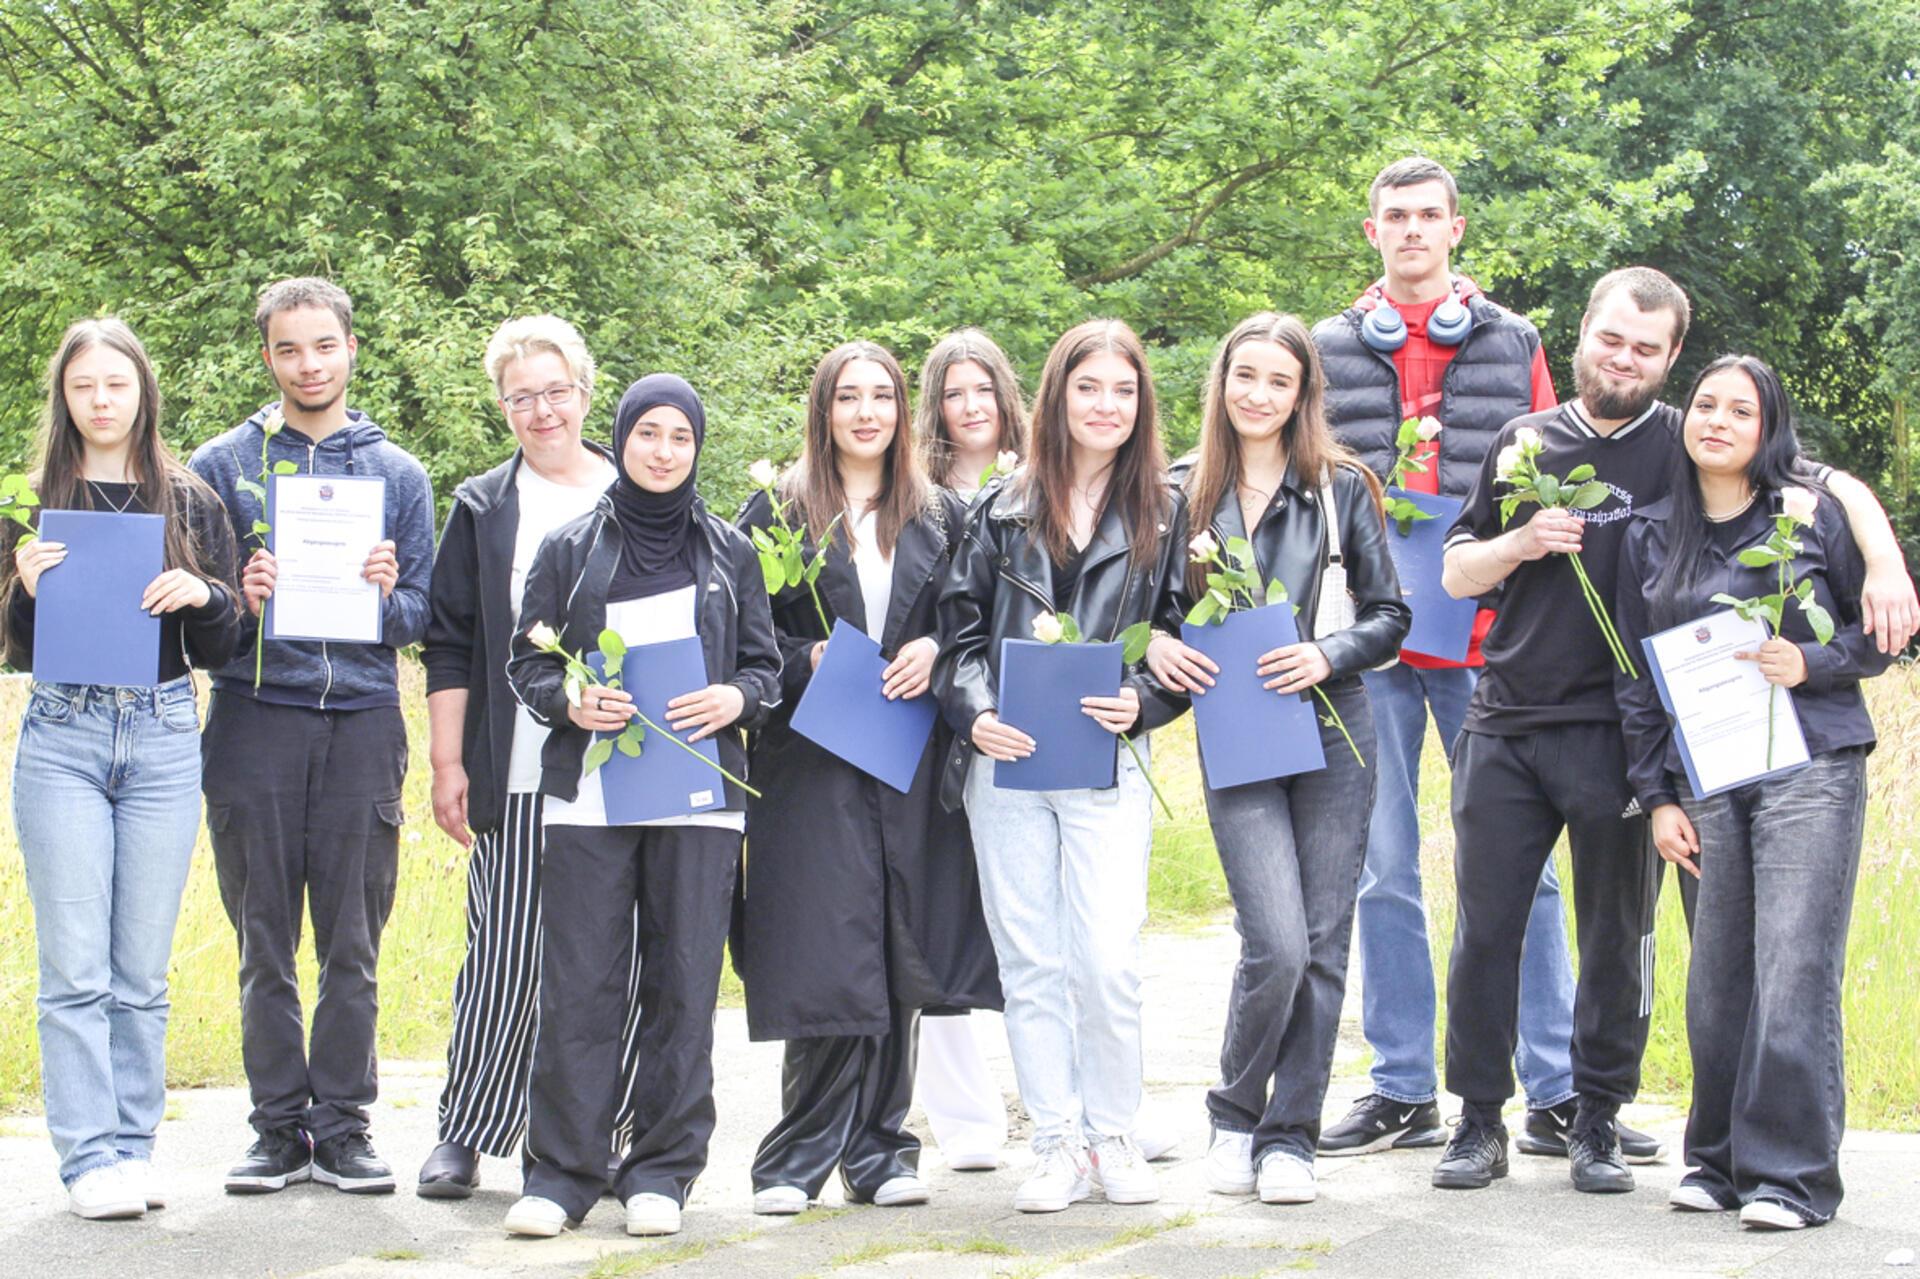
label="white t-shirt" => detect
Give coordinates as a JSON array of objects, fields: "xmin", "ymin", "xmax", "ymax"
[
  {"xmin": 847, "ymin": 505, "xmax": 892, "ymax": 641},
  {"xmin": 505, "ymin": 456, "xmax": 617, "ymax": 794},
  {"xmin": 541, "ymin": 586, "xmax": 746, "ymax": 831}
]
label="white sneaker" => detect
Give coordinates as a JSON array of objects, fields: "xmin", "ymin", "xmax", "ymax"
[
  {"xmin": 1134, "ymin": 1113, "xmax": 1180, "ymax": 1162},
  {"xmin": 1205, "ymin": 1128, "xmax": 1255, "ymax": 1195},
  {"xmin": 752, "ymin": 1184, "xmax": 810, "ymax": 1215},
  {"xmin": 1740, "ymin": 1198, "xmax": 1808, "ymax": 1231},
  {"xmin": 871, "ymin": 1174, "xmax": 930, "ymax": 1207},
  {"xmin": 1669, "ymin": 1182, "xmax": 1731, "ymax": 1212},
  {"xmin": 1089, "ymin": 1135, "xmax": 1160, "ymax": 1205},
  {"xmin": 117, "ymin": 1157, "xmax": 165, "ymax": 1209},
  {"xmin": 624, "ymin": 1191, "xmax": 681, "ymax": 1236},
  {"xmin": 503, "ymin": 1195, "xmax": 573, "ymax": 1237},
  {"xmin": 1014, "ymin": 1145, "xmax": 1092, "ymax": 1213},
  {"xmin": 68, "ymin": 1165, "xmax": 146, "ymax": 1220},
  {"xmin": 1256, "ymin": 1149, "xmax": 1317, "ymax": 1204}
]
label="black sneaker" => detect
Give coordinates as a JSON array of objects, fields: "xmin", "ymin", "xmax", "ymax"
[
  {"xmin": 1516, "ymin": 1101, "xmax": 1666, "ymax": 1164},
  {"xmin": 1318, "ymin": 1094, "xmax": 1446, "ymax": 1156},
  {"xmin": 225, "ymin": 1127, "xmax": 313, "ymax": 1194},
  {"xmin": 313, "ymin": 1131, "xmax": 397, "ymax": 1194},
  {"xmin": 416, "ymin": 1140, "xmax": 480, "ymax": 1200},
  {"xmin": 1431, "ymin": 1113, "xmax": 1508, "ymax": 1190},
  {"xmin": 1568, "ymin": 1123, "xmax": 1634, "ymax": 1194}
]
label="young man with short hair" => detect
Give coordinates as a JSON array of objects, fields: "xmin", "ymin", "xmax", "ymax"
[
  {"xmin": 1434, "ymin": 267, "xmax": 1914, "ymax": 1194},
  {"xmin": 1310, "ymin": 157, "xmax": 1655, "ymax": 1165},
  {"xmin": 189, "ymin": 278, "xmax": 435, "ymax": 1196}
]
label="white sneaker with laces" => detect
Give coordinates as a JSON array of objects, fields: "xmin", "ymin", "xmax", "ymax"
[
  {"xmin": 1740, "ymin": 1198, "xmax": 1807, "ymax": 1231},
  {"xmin": 752, "ymin": 1184, "xmax": 810, "ymax": 1215},
  {"xmin": 1669, "ymin": 1182, "xmax": 1730, "ymax": 1212},
  {"xmin": 1205, "ymin": 1128, "xmax": 1255, "ymax": 1195},
  {"xmin": 872, "ymin": 1174, "xmax": 930, "ymax": 1207},
  {"xmin": 1014, "ymin": 1145, "xmax": 1092, "ymax": 1213},
  {"xmin": 624, "ymin": 1191, "xmax": 681, "ymax": 1236},
  {"xmin": 1256, "ymin": 1149, "xmax": 1317, "ymax": 1204},
  {"xmin": 1089, "ymin": 1135, "xmax": 1160, "ymax": 1205},
  {"xmin": 503, "ymin": 1195, "xmax": 573, "ymax": 1237},
  {"xmin": 68, "ymin": 1165, "xmax": 146, "ymax": 1221}
]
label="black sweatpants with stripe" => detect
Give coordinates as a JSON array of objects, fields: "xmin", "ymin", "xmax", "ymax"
[
  {"xmin": 1444, "ymin": 723, "xmax": 1661, "ymax": 1110},
  {"xmin": 434, "ymin": 793, "xmax": 644, "ymax": 1157}
]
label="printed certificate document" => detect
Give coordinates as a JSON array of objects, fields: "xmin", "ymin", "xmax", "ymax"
[
  {"xmin": 268, "ymin": 474, "xmax": 386, "ymax": 644},
  {"xmin": 1642, "ymin": 608, "xmax": 1811, "ymax": 798}
]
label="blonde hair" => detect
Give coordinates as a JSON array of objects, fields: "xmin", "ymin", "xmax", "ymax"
[{"xmin": 483, "ymin": 314, "xmax": 597, "ymax": 398}]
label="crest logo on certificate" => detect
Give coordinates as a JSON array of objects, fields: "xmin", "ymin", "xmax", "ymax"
[{"xmin": 267, "ymin": 473, "xmax": 386, "ymax": 644}]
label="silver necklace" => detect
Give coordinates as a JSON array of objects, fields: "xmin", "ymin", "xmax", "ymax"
[
  {"xmin": 1704, "ymin": 490, "xmax": 1756, "ymax": 523},
  {"xmin": 86, "ymin": 478, "xmax": 137, "ymax": 514}
]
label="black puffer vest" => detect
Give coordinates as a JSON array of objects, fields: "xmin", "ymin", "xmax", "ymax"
[{"xmin": 1312, "ymin": 295, "xmax": 1543, "ymax": 499}]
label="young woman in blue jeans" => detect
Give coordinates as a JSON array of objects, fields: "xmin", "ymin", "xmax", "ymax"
[
  {"xmin": 1145, "ymin": 312, "xmax": 1409, "ymax": 1205},
  {"xmin": 1614, "ymin": 355, "xmax": 1893, "ymax": 1230},
  {"xmin": 3, "ymin": 318, "xmax": 242, "ymax": 1219}
]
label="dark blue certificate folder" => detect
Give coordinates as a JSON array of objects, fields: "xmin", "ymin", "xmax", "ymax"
[
  {"xmin": 1383, "ymin": 487, "xmax": 1477, "ymax": 663},
  {"xmin": 994, "ymin": 638, "xmax": 1121, "ymax": 792},
  {"xmin": 34, "ymin": 510, "xmax": 165, "ymax": 687},
  {"xmin": 790, "ymin": 619, "xmax": 938, "ymax": 793},
  {"xmin": 588, "ymin": 638, "xmax": 726, "ymax": 824},
  {"xmin": 1182, "ymin": 603, "xmax": 1326, "ymax": 790}
]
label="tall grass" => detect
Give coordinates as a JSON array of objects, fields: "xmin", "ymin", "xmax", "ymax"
[{"xmin": 0, "ymin": 665, "xmax": 1913, "ymax": 1129}]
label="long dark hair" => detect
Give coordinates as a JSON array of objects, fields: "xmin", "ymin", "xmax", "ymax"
[
  {"xmin": 1652, "ymin": 353, "xmax": 1819, "ymax": 627},
  {"xmin": 1183, "ymin": 312, "xmax": 1383, "ymax": 598},
  {"xmin": 913, "ymin": 327, "xmax": 1029, "ymax": 484},
  {"xmin": 1020, "ymin": 318, "xmax": 1169, "ymax": 564},
  {"xmin": 2, "ymin": 318, "xmax": 234, "ymax": 626},
  {"xmin": 784, "ymin": 341, "xmax": 930, "ymax": 557}
]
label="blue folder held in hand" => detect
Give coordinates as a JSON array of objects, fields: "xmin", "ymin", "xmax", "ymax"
[
  {"xmin": 34, "ymin": 510, "xmax": 165, "ymax": 687},
  {"xmin": 1382, "ymin": 487, "xmax": 1477, "ymax": 663},
  {"xmin": 1182, "ymin": 603, "xmax": 1326, "ymax": 790},
  {"xmin": 588, "ymin": 639, "xmax": 727, "ymax": 824},
  {"xmin": 790, "ymin": 619, "xmax": 938, "ymax": 793},
  {"xmin": 994, "ymin": 638, "xmax": 1121, "ymax": 792}
]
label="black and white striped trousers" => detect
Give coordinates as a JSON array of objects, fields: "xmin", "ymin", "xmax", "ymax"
[{"xmin": 435, "ymin": 792, "xmax": 644, "ymax": 1157}]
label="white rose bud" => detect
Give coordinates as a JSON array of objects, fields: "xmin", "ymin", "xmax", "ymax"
[
  {"xmin": 1030, "ymin": 612, "xmax": 1065, "ymax": 644},
  {"xmin": 526, "ymin": 621, "xmax": 559, "ymax": 650},
  {"xmin": 1417, "ymin": 415, "xmax": 1443, "ymax": 441},
  {"xmin": 1514, "ymin": 426, "xmax": 1542, "ymax": 452},
  {"xmin": 1780, "ymin": 485, "xmax": 1819, "ymax": 526},
  {"xmin": 1495, "ymin": 443, "xmax": 1523, "ymax": 480},
  {"xmin": 996, "ymin": 449, "xmax": 1019, "ymax": 476},
  {"xmin": 261, "ymin": 408, "xmax": 285, "ymax": 437},
  {"xmin": 1189, "ymin": 530, "xmax": 1220, "ymax": 563},
  {"xmin": 748, "ymin": 458, "xmax": 778, "ymax": 489}
]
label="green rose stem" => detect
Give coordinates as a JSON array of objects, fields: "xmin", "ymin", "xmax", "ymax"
[
  {"xmin": 623, "ymin": 706, "xmax": 762, "ymax": 798},
  {"xmin": 235, "ymin": 409, "xmax": 295, "ymax": 691},
  {"xmin": 1121, "ymin": 734, "xmax": 1173, "ymax": 820},
  {"xmin": 1566, "ymin": 550, "xmax": 1639, "ymax": 680},
  {"xmin": 746, "ymin": 465, "xmax": 837, "ymax": 634}
]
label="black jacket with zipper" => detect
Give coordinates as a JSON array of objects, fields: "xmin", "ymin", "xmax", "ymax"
[
  {"xmin": 933, "ymin": 473, "xmax": 1190, "ymax": 809},
  {"xmin": 505, "ymin": 493, "xmax": 782, "ymax": 810},
  {"xmin": 1173, "ymin": 458, "xmax": 1410, "ymax": 681},
  {"xmin": 421, "ymin": 443, "xmax": 615, "ymax": 835}
]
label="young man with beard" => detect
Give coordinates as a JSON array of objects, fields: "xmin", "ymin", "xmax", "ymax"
[
  {"xmin": 1433, "ymin": 267, "xmax": 1915, "ymax": 1195},
  {"xmin": 189, "ymin": 278, "xmax": 436, "ymax": 1196},
  {"xmin": 1312, "ymin": 156, "xmax": 1626, "ymax": 1166}
]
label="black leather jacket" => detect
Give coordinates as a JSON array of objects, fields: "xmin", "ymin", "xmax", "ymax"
[
  {"xmin": 1176, "ymin": 459, "xmax": 1410, "ymax": 681},
  {"xmin": 934, "ymin": 475, "xmax": 1191, "ymax": 783},
  {"xmin": 506, "ymin": 493, "xmax": 783, "ymax": 809}
]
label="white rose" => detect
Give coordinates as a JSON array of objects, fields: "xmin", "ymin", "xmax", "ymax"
[
  {"xmin": 1030, "ymin": 612, "xmax": 1065, "ymax": 644},
  {"xmin": 261, "ymin": 408, "xmax": 285, "ymax": 437},
  {"xmin": 526, "ymin": 621, "xmax": 559, "ymax": 650},
  {"xmin": 996, "ymin": 449, "xmax": 1019, "ymax": 476},
  {"xmin": 748, "ymin": 458, "xmax": 778, "ymax": 489},
  {"xmin": 1780, "ymin": 485, "xmax": 1819, "ymax": 526},
  {"xmin": 1495, "ymin": 443, "xmax": 1523, "ymax": 480},
  {"xmin": 1514, "ymin": 426, "xmax": 1542, "ymax": 452},
  {"xmin": 1417, "ymin": 415, "xmax": 1443, "ymax": 442},
  {"xmin": 1189, "ymin": 530, "xmax": 1220, "ymax": 563}
]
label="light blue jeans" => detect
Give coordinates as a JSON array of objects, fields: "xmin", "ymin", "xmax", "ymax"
[
  {"xmin": 1356, "ymin": 664, "xmax": 1576, "ymax": 1108},
  {"xmin": 963, "ymin": 745, "xmax": 1151, "ymax": 1151},
  {"xmin": 14, "ymin": 678, "xmax": 202, "ymax": 1183}
]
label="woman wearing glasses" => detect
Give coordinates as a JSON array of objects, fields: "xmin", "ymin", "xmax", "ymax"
[{"xmin": 417, "ymin": 316, "xmax": 640, "ymax": 1198}]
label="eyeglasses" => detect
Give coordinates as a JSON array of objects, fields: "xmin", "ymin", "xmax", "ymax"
[{"xmin": 503, "ymin": 384, "xmax": 580, "ymax": 414}]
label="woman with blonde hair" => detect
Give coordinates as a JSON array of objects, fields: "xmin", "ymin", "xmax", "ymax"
[{"xmin": 916, "ymin": 327, "xmax": 1029, "ymax": 497}]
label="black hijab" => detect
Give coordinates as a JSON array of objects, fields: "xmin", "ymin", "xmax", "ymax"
[{"xmin": 607, "ymin": 373, "xmax": 706, "ymax": 600}]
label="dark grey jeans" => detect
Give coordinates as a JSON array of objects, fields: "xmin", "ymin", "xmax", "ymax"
[
  {"xmin": 203, "ymin": 694, "xmax": 407, "ymax": 1142},
  {"xmin": 1202, "ymin": 680, "xmax": 1376, "ymax": 1165},
  {"xmin": 1680, "ymin": 747, "xmax": 1868, "ymax": 1223}
]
